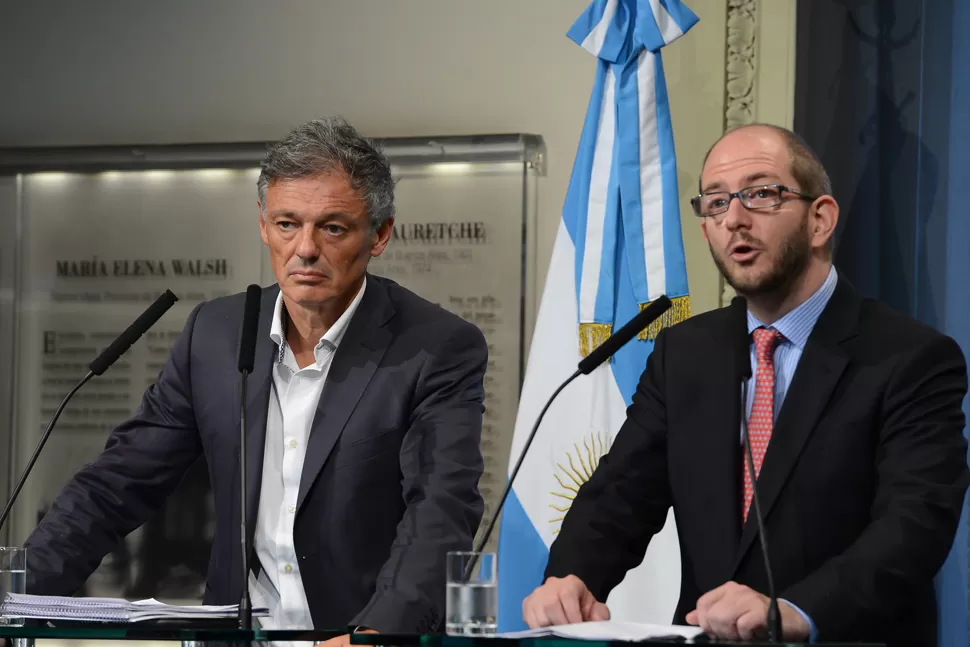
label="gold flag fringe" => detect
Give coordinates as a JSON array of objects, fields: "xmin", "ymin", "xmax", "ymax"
[
  {"xmin": 579, "ymin": 323, "xmax": 612, "ymax": 358},
  {"xmin": 638, "ymin": 295, "xmax": 692, "ymax": 340},
  {"xmin": 578, "ymin": 296, "xmax": 691, "ymax": 358}
]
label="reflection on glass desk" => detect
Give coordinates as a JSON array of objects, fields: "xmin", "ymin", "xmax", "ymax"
[
  {"xmin": 347, "ymin": 634, "xmax": 886, "ymax": 647},
  {"xmin": 0, "ymin": 623, "xmax": 343, "ymax": 646},
  {"xmin": 0, "ymin": 626, "xmax": 889, "ymax": 647}
]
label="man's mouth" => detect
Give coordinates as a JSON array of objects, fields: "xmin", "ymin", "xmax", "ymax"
[
  {"xmin": 729, "ymin": 243, "xmax": 760, "ymax": 263},
  {"xmin": 290, "ymin": 270, "xmax": 327, "ymax": 280}
]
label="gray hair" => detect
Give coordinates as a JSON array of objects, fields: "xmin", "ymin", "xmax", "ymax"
[{"xmin": 257, "ymin": 116, "xmax": 396, "ymax": 230}]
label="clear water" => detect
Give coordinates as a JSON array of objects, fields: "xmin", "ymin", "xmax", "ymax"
[
  {"xmin": 0, "ymin": 569, "xmax": 25, "ymax": 626},
  {"xmin": 446, "ymin": 582, "xmax": 498, "ymax": 635}
]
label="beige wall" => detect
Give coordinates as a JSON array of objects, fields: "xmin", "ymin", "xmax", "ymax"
[{"xmin": 0, "ymin": 0, "xmax": 795, "ymax": 314}]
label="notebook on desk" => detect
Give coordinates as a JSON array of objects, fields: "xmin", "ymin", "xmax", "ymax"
[{"xmin": 1, "ymin": 593, "xmax": 270, "ymax": 623}]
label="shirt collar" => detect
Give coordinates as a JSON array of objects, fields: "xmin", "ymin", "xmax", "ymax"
[
  {"xmin": 747, "ymin": 265, "xmax": 838, "ymax": 350},
  {"xmin": 269, "ymin": 276, "xmax": 367, "ymax": 364}
]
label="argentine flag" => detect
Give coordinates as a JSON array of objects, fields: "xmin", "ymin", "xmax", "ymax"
[{"xmin": 496, "ymin": 0, "xmax": 697, "ymax": 631}]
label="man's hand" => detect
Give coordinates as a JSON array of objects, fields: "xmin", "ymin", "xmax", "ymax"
[
  {"xmin": 685, "ymin": 582, "xmax": 809, "ymax": 642},
  {"xmin": 522, "ymin": 575, "xmax": 610, "ymax": 628},
  {"xmin": 315, "ymin": 628, "xmax": 378, "ymax": 647}
]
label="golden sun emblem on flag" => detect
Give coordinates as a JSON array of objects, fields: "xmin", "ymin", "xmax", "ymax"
[{"xmin": 549, "ymin": 432, "xmax": 613, "ymax": 533}]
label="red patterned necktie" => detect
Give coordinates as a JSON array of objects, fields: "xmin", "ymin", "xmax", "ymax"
[{"xmin": 743, "ymin": 327, "xmax": 784, "ymax": 523}]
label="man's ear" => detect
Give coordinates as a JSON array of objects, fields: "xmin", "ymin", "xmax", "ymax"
[
  {"xmin": 370, "ymin": 217, "xmax": 394, "ymax": 258},
  {"xmin": 809, "ymin": 195, "xmax": 839, "ymax": 253},
  {"xmin": 258, "ymin": 201, "xmax": 269, "ymax": 246}
]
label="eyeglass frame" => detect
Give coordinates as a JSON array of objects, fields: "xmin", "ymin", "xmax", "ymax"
[{"xmin": 690, "ymin": 183, "xmax": 817, "ymax": 218}]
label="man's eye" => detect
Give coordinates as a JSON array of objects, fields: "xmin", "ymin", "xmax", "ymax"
[
  {"xmin": 324, "ymin": 224, "xmax": 346, "ymax": 235},
  {"xmin": 277, "ymin": 221, "xmax": 295, "ymax": 230}
]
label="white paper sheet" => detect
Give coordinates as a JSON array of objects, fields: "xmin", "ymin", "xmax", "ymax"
[{"xmin": 499, "ymin": 620, "xmax": 705, "ymax": 641}]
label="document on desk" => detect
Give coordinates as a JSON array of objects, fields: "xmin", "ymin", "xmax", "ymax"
[
  {"xmin": 0, "ymin": 593, "xmax": 270, "ymax": 622},
  {"xmin": 500, "ymin": 620, "xmax": 705, "ymax": 641}
]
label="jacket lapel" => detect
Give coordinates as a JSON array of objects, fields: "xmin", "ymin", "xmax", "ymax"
[
  {"xmin": 733, "ymin": 278, "xmax": 860, "ymax": 571},
  {"xmin": 697, "ymin": 320, "xmax": 745, "ymax": 582},
  {"xmin": 242, "ymin": 286, "xmax": 279, "ymax": 550},
  {"xmin": 296, "ymin": 277, "xmax": 394, "ymax": 513}
]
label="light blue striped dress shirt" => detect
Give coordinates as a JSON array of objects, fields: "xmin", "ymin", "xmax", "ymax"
[
  {"xmin": 745, "ymin": 265, "xmax": 838, "ymax": 421},
  {"xmin": 742, "ymin": 264, "xmax": 838, "ymax": 642}
]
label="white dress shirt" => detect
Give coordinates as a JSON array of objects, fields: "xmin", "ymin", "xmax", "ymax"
[{"xmin": 248, "ymin": 278, "xmax": 367, "ymax": 631}]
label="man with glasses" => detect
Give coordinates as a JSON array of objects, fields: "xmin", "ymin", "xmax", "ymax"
[{"xmin": 522, "ymin": 124, "xmax": 968, "ymax": 646}]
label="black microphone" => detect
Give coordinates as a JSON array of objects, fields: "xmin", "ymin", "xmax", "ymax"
[
  {"xmin": 731, "ymin": 296, "xmax": 782, "ymax": 643},
  {"xmin": 236, "ymin": 284, "xmax": 261, "ymax": 630},
  {"xmin": 578, "ymin": 295, "xmax": 672, "ymax": 375},
  {"xmin": 0, "ymin": 289, "xmax": 179, "ymax": 533},
  {"xmin": 89, "ymin": 290, "xmax": 179, "ymax": 376},
  {"xmin": 465, "ymin": 295, "xmax": 674, "ymax": 579},
  {"xmin": 238, "ymin": 285, "xmax": 261, "ymax": 373}
]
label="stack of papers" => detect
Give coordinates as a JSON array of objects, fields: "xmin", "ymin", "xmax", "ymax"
[
  {"xmin": 500, "ymin": 620, "xmax": 705, "ymax": 642},
  {"xmin": 0, "ymin": 593, "xmax": 270, "ymax": 623}
]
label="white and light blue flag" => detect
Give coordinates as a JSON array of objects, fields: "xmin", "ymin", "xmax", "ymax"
[{"xmin": 497, "ymin": 0, "xmax": 698, "ymax": 631}]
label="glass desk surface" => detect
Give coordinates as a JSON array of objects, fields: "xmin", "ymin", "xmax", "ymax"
[
  {"xmin": 0, "ymin": 626, "xmax": 887, "ymax": 646},
  {"xmin": 0, "ymin": 622, "xmax": 342, "ymax": 642},
  {"xmin": 347, "ymin": 634, "xmax": 886, "ymax": 647}
]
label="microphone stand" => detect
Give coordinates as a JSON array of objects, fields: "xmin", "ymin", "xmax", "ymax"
[
  {"xmin": 740, "ymin": 379, "xmax": 782, "ymax": 642},
  {"xmin": 236, "ymin": 285, "xmax": 262, "ymax": 630},
  {"xmin": 463, "ymin": 370, "xmax": 582, "ymax": 581},
  {"xmin": 238, "ymin": 364, "xmax": 253, "ymax": 630},
  {"xmin": 462, "ymin": 295, "xmax": 674, "ymax": 581},
  {"xmin": 0, "ymin": 372, "xmax": 93, "ymax": 531},
  {"xmin": 0, "ymin": 289, "xmax": 178, "ymax": 534}
]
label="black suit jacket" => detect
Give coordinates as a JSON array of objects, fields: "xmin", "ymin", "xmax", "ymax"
[
  {"xmin": 545, "ymin": 277, "xmax": 969, "ymax": 646},
  {"xmin": 26, "ymin": 275, "xmax": 488, "ymax": 633}
]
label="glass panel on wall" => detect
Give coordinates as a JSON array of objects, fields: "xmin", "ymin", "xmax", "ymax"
[
  {"xmin": 0, "ymin": 177, "xmax": 19, "ymax": 514},
  {"xmin": 0, "ymin": 134, "xmax": 543, "ymax": 601},
  {"xmin": 366, "ymin": 160, "xmax": 533, "ymax": 553},
  {"xmin": 14, "ymin": 168, "xmax": 261, "ymax": 600}
]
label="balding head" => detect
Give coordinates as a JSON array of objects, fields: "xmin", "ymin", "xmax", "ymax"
[
  {"xmin": 699, "ymin": 124, "xmax": 831, "ymax": 199},
  {"xmin": 695, "ymin": 123, "xmax": 840, "ymax": 321}
]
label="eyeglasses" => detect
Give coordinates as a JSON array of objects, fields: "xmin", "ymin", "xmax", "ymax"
[{"xmin": 691, "ymin": 184, "xmax": 816, "ymax": 218}]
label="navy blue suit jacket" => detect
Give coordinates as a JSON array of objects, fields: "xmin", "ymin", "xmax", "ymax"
[{"xmin": 26, "ymin": 275, "xmax": 488, "ymax": 633}]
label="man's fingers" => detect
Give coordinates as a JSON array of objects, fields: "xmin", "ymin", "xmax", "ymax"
[
  {"xmin": 523, "ymin": 599, "xmax": 539, "ymax": 629},
  {"xmin": 697, "ymin": 613, "xmax": 715, "ymax": 638},
  {"xmin": 560, "ymin": 590, "xmax": 584, "ymax": 624},
  {"xmin": 588, "ymin": 601, "xmax": 611, "ymax": 622},
  {"xmin": 685, "ymin": 610, "xmax": 699, "ymax": 626},
  {"xmin": 694, "ymin": 582, "xmax": 731, "ymax": 616},
  {"xmin": 580, "ymin": 590, "xmax": 596, "ymax": 618},
  {"xmin": 694, "ymin": 585, "xmax": 732, "ymax": 637},
  {"xmin": 523, "ymin": 592, "xmax": 549, "ymax": 628},
  {"xmin": 532, "ymin": 603, "xmax": 553, "ymax": 628},
  {"xmin": 523, "ymin": 576, "xmax": 598, "ymax": 628},
  {"xmin": 697, "ymin": 583, "xmax": 768, "ymax": 641},
  {"xmin": 736, "ymin": 607, "xmax": 767, "ymax": 642},
  {"xmin": 704, "ymin": 606, "xmax": 741, "ymax": 642},
  {"xmin": 545, "ymin": 597, "xmax": 572, "ymax": 626}
]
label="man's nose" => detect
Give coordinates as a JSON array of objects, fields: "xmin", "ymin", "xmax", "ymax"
[
  {"xmin": 295, "ymin": 225, "xmax": 320, "ymax": 262},
  {"xmin": 718, "ymin": 194, "xmax": 752, "ymax": 231}
]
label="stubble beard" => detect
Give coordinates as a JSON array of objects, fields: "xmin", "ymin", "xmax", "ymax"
[{"xmin": 710, "ymin": 217, "xmax": 812, "ymax": 303}]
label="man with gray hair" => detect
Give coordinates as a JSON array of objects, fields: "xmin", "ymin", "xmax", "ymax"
[{"xmin": 24, "ymin": 117, "xmax": 489, "ymax": 642}]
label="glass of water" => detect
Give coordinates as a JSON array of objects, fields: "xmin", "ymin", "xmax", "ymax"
[
  {"xmin": 0, "ymin": 547, "xmax": 25, "ymax": 626},
  {"xmin": 446, "ymin": 551, "xmax": 497, "ymax": 635}
]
